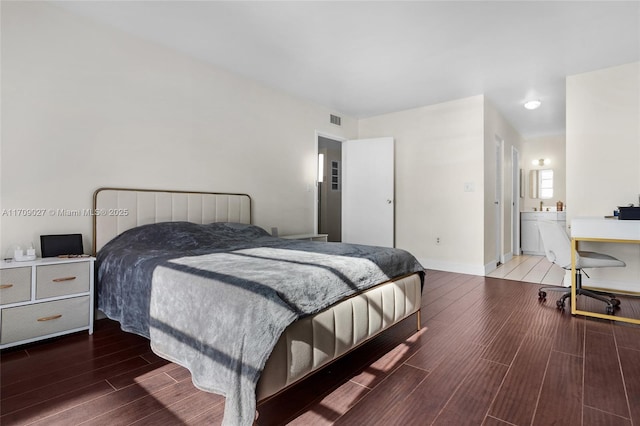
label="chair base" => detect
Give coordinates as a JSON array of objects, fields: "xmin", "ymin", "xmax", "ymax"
[{"xmin": 538, "ymin": 270, "xmax": 621, "ymax": 315}]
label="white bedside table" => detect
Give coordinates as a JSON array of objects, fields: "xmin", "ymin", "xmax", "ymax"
[
  {"xmin": 0, "ymin": 256, "xmax": 95, "ymax": 349},
  {"xmin": 281, "ymin": 233, "xmax": 329, "ymax": 242}
]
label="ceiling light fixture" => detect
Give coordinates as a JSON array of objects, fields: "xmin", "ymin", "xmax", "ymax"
[
  {"xmin": 531, "ymin": 158, "xmax": 550, "ymax": 166},
  {"xmin": 524, "ymin": 99, "xmax": 542, "ymax": 110}
]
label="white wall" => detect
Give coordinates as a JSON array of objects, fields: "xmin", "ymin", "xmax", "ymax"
[
  {"xmin": 566, "ymin": 61, "xmax": 640, "ymax": 290},
  {"xmin": 521, "ymin": 135, "xmax": 566, "ymax": 212},
  {"xmin": 358, "ymin": 96, "xmax": 486, "ymax": 274},
  {"xmin": 0, "ymin": 2, "xmax": 357, "ymax": 257}
]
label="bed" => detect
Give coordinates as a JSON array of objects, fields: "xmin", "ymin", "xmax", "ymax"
[{"xmin": 93, "ymin": 188, "xmax": 424, "ymax": 425}]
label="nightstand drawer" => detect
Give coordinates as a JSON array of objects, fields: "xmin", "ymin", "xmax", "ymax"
[
  {"xmin": 0, "ymin": 267, "xmax": 32, "ymax": 305},
  {"xmin": 36, "ymin": 262, "xmax": 89, "ymax": 299},
  {"xmin": 0, "ymin": 296, "xmax": 90, "ymax": 344}
]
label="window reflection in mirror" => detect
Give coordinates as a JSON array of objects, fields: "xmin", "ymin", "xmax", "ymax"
[
  {"xmin": 539, "ymin": 169, "xmax": 553, "ymax": 199},
  {"xmin": 529, "ymin": 169, "xmax": 553, "ymax": 199}
]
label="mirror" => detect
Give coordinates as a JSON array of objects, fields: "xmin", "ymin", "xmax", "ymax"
[
  {"xmin": 529, "ymin": 169, "xmax": 554, "ymax": 199},
  {"xmin": 529, "ymin": 170, "xmax": 538, "ymax": 198}
]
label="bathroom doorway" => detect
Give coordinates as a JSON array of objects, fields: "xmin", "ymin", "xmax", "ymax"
[{"xmin": 318, "ymin": 135, "xmax": 342, "ymax": 242}]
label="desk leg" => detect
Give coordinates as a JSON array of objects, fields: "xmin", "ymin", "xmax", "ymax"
[{"xmin": 571, "ymin": 238, "xmax": 577, "ymax": 315}]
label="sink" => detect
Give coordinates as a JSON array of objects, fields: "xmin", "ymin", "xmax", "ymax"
[
  {"xmin": 521, "ymin": 211, "xmax": 566, "ymax": 221},
  {"xmin": 532, "ymin": 207, "xmax": 559, "ymax": 212}
]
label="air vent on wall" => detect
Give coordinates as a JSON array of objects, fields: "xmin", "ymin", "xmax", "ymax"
[{"xmin": 330, "ymin": 114, "xmax": 341, "ymax": 126}]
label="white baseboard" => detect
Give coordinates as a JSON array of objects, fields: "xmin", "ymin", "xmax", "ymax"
[
  {"xmin": 503, "ymin": 252, "xmax": 514, "ymax": 264},
  {"xmin": 420, "ymin": 258, "xmax": 486, "ymax": 276},
  {"xmin": 483, "ymin": 251, "xmax": 514, "ymax": 275},
  {"xmin": 484, "ymin": 261, "xmax": 498, "ymax": 275}
]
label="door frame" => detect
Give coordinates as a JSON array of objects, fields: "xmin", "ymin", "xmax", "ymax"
[
  {"xmin": 511, "ymin": 146, "xmax": 521, "ymax": 256},
  {"xmin": 315, "ymin": 131, "xmax": 345, "ymax": 235},
  {"xmin": 495, "ymin": 136, "xmax": 504, "ymax": 266}
]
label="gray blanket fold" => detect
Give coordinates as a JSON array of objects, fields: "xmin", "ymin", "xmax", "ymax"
[{"xmin": 97, "ymin": 222, "xmax": 424, "ymax": 425}]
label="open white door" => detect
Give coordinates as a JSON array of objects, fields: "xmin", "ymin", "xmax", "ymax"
[{"xmin": 342, "ymin": 137, "xmax": 394, "ymax": 247}]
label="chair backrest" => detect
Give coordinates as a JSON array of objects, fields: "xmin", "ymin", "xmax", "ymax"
[{"xmin": 537, "ymin": 220, "xmax": 573, "ymax": 269}]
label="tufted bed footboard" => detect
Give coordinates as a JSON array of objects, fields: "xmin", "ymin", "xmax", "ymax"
[{"xmin": 257, "ymin": 273, "xmax": 422, "ymax": 401}]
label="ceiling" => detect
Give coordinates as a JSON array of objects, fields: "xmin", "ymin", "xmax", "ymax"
[{"xmin": 52, "ymin": 1, "xmax": 640, "ymax": 139}]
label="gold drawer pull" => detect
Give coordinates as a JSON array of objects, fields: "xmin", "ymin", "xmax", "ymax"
[
  {"xmin": 37, "ymin": 314, "xmax": 62, "ymax": 322},
  {"xmin": 0, "ymin": 284, "xmax": 14, "ymax": 289},
  {"xmin": 52, "ymin": 276, "xmax": 77, "ymax": 283}
]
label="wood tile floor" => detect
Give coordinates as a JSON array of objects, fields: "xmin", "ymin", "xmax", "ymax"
[
  {"xmin": 487, "ymin": 255, "xmax": 567, "ymax": 286},
  {"xmin": 2, "ymin": 270, "xmax": 639, "ymax": 425}
]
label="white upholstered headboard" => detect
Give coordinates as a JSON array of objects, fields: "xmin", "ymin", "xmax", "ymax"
[{"xmin": 92, "ymin": 188, "xmax": 252, "ymax": 254}]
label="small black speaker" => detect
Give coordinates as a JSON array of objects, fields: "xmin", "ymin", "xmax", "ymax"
[
  {"xmin": 40, "ymin": 234, "xmax": 84, "ymax": 257},
  {"xmin": 618, "ymin": 207, "xmax": 640, "ymax": 220}
]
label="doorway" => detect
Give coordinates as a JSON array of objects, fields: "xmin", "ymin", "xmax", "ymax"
[
  {"xmin": 317, "ymin": 135, "xmax": 343, "ymax": 242},
  {"xmin": 316, "ymin": 134, "xmax": 396, "ymax": 247}
]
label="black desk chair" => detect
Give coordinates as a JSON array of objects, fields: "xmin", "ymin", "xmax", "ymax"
[{"xmin": 537, "ymin": 220, "xmax": 625, "ymax": 314}]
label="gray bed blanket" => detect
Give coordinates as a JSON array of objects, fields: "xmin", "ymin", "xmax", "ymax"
[{"xmin": 97, "ymin": 222, "xmax": 424, "ymax": 425}]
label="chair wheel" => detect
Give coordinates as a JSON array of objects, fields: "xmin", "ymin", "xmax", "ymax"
[
  {"xmin": 556, "ymin": 300, "xmax": 565, "ymax": 309},
  {"xmin": 611, "ymin": 298, "xmax": 621, "ymax": 307},
  {"xmin": 538, "ymin": 290, "xmax": 547, "ymax": 300},
  {"xmin": 606, "ymin": 306, "xmax": 615, "ymax": 315}
]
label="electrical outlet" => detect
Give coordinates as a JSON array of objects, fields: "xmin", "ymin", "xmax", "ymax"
[
  {"xmin": 464, "ymin": 182, "xmax": 475, "ymax": 192},
  {"xmin": 436, "ymin": 237, "xmax": 441, "ymax": 245}
]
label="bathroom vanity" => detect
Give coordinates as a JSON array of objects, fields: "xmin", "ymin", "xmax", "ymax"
[{"xmin": 520, "ymin": 211, "xmax": 567, "ymax": 255}]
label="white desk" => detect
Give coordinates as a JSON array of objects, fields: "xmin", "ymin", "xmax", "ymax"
[{"xmin": 570, "ymin": 217, "xmax": 640, "ymax": 324}]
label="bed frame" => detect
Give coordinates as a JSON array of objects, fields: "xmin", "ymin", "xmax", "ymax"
[{"xmin": 93, "ymin": 187, "xmax": 423, "ymax": 403}]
